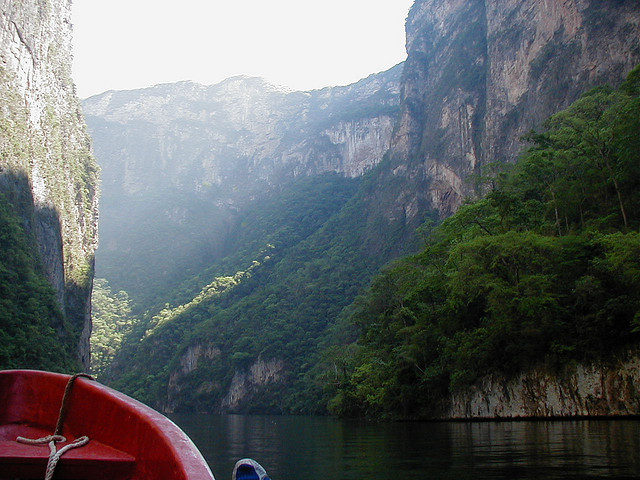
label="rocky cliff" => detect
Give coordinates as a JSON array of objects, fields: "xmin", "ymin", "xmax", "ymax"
[
  {"xmin": 83, "ymin": 67, "xmax": 401, "ymax": 304},
  {"xmin": 384, "ymin": 0, "xmax": 640, "ymax": 219},
  {"xmin": 0, "ymin": 0, "xmax": 99, "ymax": 368},
  {"xmin": 449, "ymin": 353, "xmax": 640, "ymax": 419},
  {"xmin": 386, "ymin": 0, "xmax": 640, "ymax": 419},
  {"xmin": 84, "ymin": 69, "xmax": 401, "ymax": 196},
  {"xmin": 163, "ymin": 336, "xmax": 287, "ymax": 414}
]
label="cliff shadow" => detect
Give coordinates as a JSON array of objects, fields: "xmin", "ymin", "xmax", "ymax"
[{"xmin": 0, "ymin": 168, "xmax": 91, "ymax": 369}]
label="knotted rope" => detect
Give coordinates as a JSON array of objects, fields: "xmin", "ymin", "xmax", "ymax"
[
  {"xmin": 16, "ymin": 373, "xmax": 94, "ymax": 480},
  {"xmin": 17, "ymin": 435, "xmax": 90, "ymax": 480}
]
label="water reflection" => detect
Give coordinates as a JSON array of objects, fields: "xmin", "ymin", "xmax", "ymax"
[{"xmin": 169, "ymin": 414, "xmax": 640, "ymax": 480}]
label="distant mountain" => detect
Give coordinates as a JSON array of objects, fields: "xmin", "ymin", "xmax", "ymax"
[{"xmin": 84, "ymin": 67, "xmax": 402, "ymax": 307}]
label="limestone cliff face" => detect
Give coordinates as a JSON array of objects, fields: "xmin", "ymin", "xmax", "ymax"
[
  {"xmin": 83, "ymin": 68, "xmax": 401, "ymax": 198},
  {"xmin": 220, "ymin": 358, "xmax": 286, "ymax": 413},
  {"xmin": 385, "ymin": 0, "xmax": 488, "ymax": 219},
  {"xmin": 483, "ymin": 0, "xmax": 640, "ymax": 172},
  {"xmin": 164, "ymin": 339, "xmax": 285, "ymax": 414},
  {"xmin": 448, "ymin": 353, "xmax": 640, "ymax": 419},
  {"xmin": 387, "ymin": 0, "xmax": 640, "ymax": 219},
  {"xmin": 165, "ymin": 344, "xmax": 222, "ymax": 413},
  {"xmin": 364, "ymin": 0, "xmax": 640, "ymax": 418},
  {"xmin": 83, "ymin": 67, "xmax": 401, "ymax": 303},
  {"xmin": 322, "ymin": 117, "xmax": 397, "ymax": 177},
  {"xmin": 0, "ymin": 0, "xmax": 99, "ymax": 368}
]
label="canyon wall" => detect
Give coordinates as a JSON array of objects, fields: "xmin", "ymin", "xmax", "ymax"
[
  {"xmin": 83, "ymin": 67, "xmax": 401, "ymax": 304},
  {"xmin": 83, "ymin": 69, "xmax": 401, "ymax": 198},
  {"xmin": 449, "ymin": 353, "xmax": 640, "ymax": 419},
  {"xmin": 0, "ymin": 0, "xmax": 99, "ymax": 367},
  {"xmin": 391, "ymin": 0, "xmax": 640, "ymax": 418},
  {"xmin": 164, "ymin": 339, "xmax": 286, "ymax": 414},
  {"xmin": 385, "ymin": 0, "xmax": 640, "ymax": 219},
  {"xmin": 88, "ymin": 0, "xmax": 640, "ymax": 413}
]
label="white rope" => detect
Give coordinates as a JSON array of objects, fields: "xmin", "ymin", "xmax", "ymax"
[
  {"xmin": 16, "ymin": 435, "xmax": 66, "ymax": 445},
  {"xmin": 17, "ymin": 435, "xmax": 90, "ymax": 480},
  {"xmin": 15, "ymin": 374, "xmax": 93, "ymax": 480}
]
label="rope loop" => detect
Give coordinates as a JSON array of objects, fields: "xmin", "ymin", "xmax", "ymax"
[{"xmin": 15, "ymin": 373, "xmax": 93, "ymax": 480}]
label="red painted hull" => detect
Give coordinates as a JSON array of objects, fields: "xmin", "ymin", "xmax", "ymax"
[{"xmin": 0, "ymin": 370, "xmax": 215, "ymax": 480}]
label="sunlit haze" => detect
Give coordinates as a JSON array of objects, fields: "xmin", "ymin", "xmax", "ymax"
[{"xmin": 71, "ymin": 0, "xmax": 414, "ymax": 98}]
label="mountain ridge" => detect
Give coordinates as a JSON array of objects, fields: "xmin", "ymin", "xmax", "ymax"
[{"xmin": 86, "ymin": 64, "xmax": 403, "ymax": 307}]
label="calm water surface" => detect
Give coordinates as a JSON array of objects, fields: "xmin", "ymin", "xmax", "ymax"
[{"xmin": 169, "ymin": 414, "xmax": 640, "ymax": 480}]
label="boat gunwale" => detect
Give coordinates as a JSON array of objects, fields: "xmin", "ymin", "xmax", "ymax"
[{"xmin": 0, "ymin": 369, "xmax": 215, "ymax": 480}]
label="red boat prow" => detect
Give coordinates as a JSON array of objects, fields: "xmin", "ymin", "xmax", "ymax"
[{"xmin": 0, "ymin": 369, "xmax": 215, "ymax": 480}]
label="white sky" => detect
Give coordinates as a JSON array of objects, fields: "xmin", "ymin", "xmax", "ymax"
[{"xmin": 71, "ymin": 0, "xmax": 414, "ymax": 99}]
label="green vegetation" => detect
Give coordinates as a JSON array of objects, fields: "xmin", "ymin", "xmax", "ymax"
[
  {"xmin": 102, "ymin": 164, "xmax": 432, "ymax": 412},
  {"xmin": 0, "ymin": 191, "xmax": 78, "ymax": 371},
  {"xmin": 103, "ymin": 68, "xmax": 640, "ymax": 416},
  {"xmin": 90, "ymin": 278, "xmax": 135, "ymax": 378},
  {"xmin": 325, "ymin": 66, "xmax": 640, "ymax": 418},
  {"xmin": 104, "ymin": 173, "xmax": 385, "ymax": 410}
]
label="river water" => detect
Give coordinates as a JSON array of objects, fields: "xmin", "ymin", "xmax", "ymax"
[{"xmin": 169, "ymin": 414, "xmax": 640, "ymax": 480}]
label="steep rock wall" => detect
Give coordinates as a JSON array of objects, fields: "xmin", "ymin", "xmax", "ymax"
[
  {"xmin": 449, "ymin": 353, "xmax": 640, "ymax": 419},
  {"xmin": 165, "ymin": 343, "xmax": 222, "ymax": 413},
  {"xmin": 483, "ymin": 0, "xmax": 640, "ymax": 170},
  {"xmin": 220, "ymin": 357, "xmax": 286, "ymax": 413},
  {"xmin": 387, "ymin": 0, "xmax": 640, "ymax": 219},
  {"xmin": 323, "ymin": 117, "xmax": 397, "ymax": 177},
  {"xmin": 0, "ymin": 0, "xmax": 99, "ymax": 368},
  {"xmin": 387, "ymin": 0, "xmax": 488, "ymax": 218},
  {"xmin": 164, "ymin": 338, "xmax": 285, "ymax": 414}
]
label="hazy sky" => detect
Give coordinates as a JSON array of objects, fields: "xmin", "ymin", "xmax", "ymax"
[{"xmin": 71, "ymin": 0, "xmax": 414, "ymax": 99}]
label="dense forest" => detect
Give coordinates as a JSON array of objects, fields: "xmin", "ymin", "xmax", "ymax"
[
  {"xmin": 99, "ymin": 172, "xmax": 407, "ymax": 412},
  {"xmin": 324, "ymin": 66, "xmax": 640, "ymax": 418}
]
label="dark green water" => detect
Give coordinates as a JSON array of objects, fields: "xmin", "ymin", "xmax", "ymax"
[{"xmin": 169, "ymin": 414, "xmax": 640, "ymax": 480}]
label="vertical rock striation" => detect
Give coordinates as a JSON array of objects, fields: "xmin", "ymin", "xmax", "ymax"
[
  {"xmin": 386, "ymin": 0, "xmax": 640, "ymax": 220},
  {"xmin": 448, "ymin": 354, "xmax": 640, "ymax": 419},
  {"xmin": 389, "ymin": 0, "xmax": 488, "ymax": 217},
  {"xmin": 483, "ymin": 0, "xmax": 640, "ymax": 171},
  {"xmin": 0, "ymin": 0, "xmax": 99, "ymax": 368}
]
